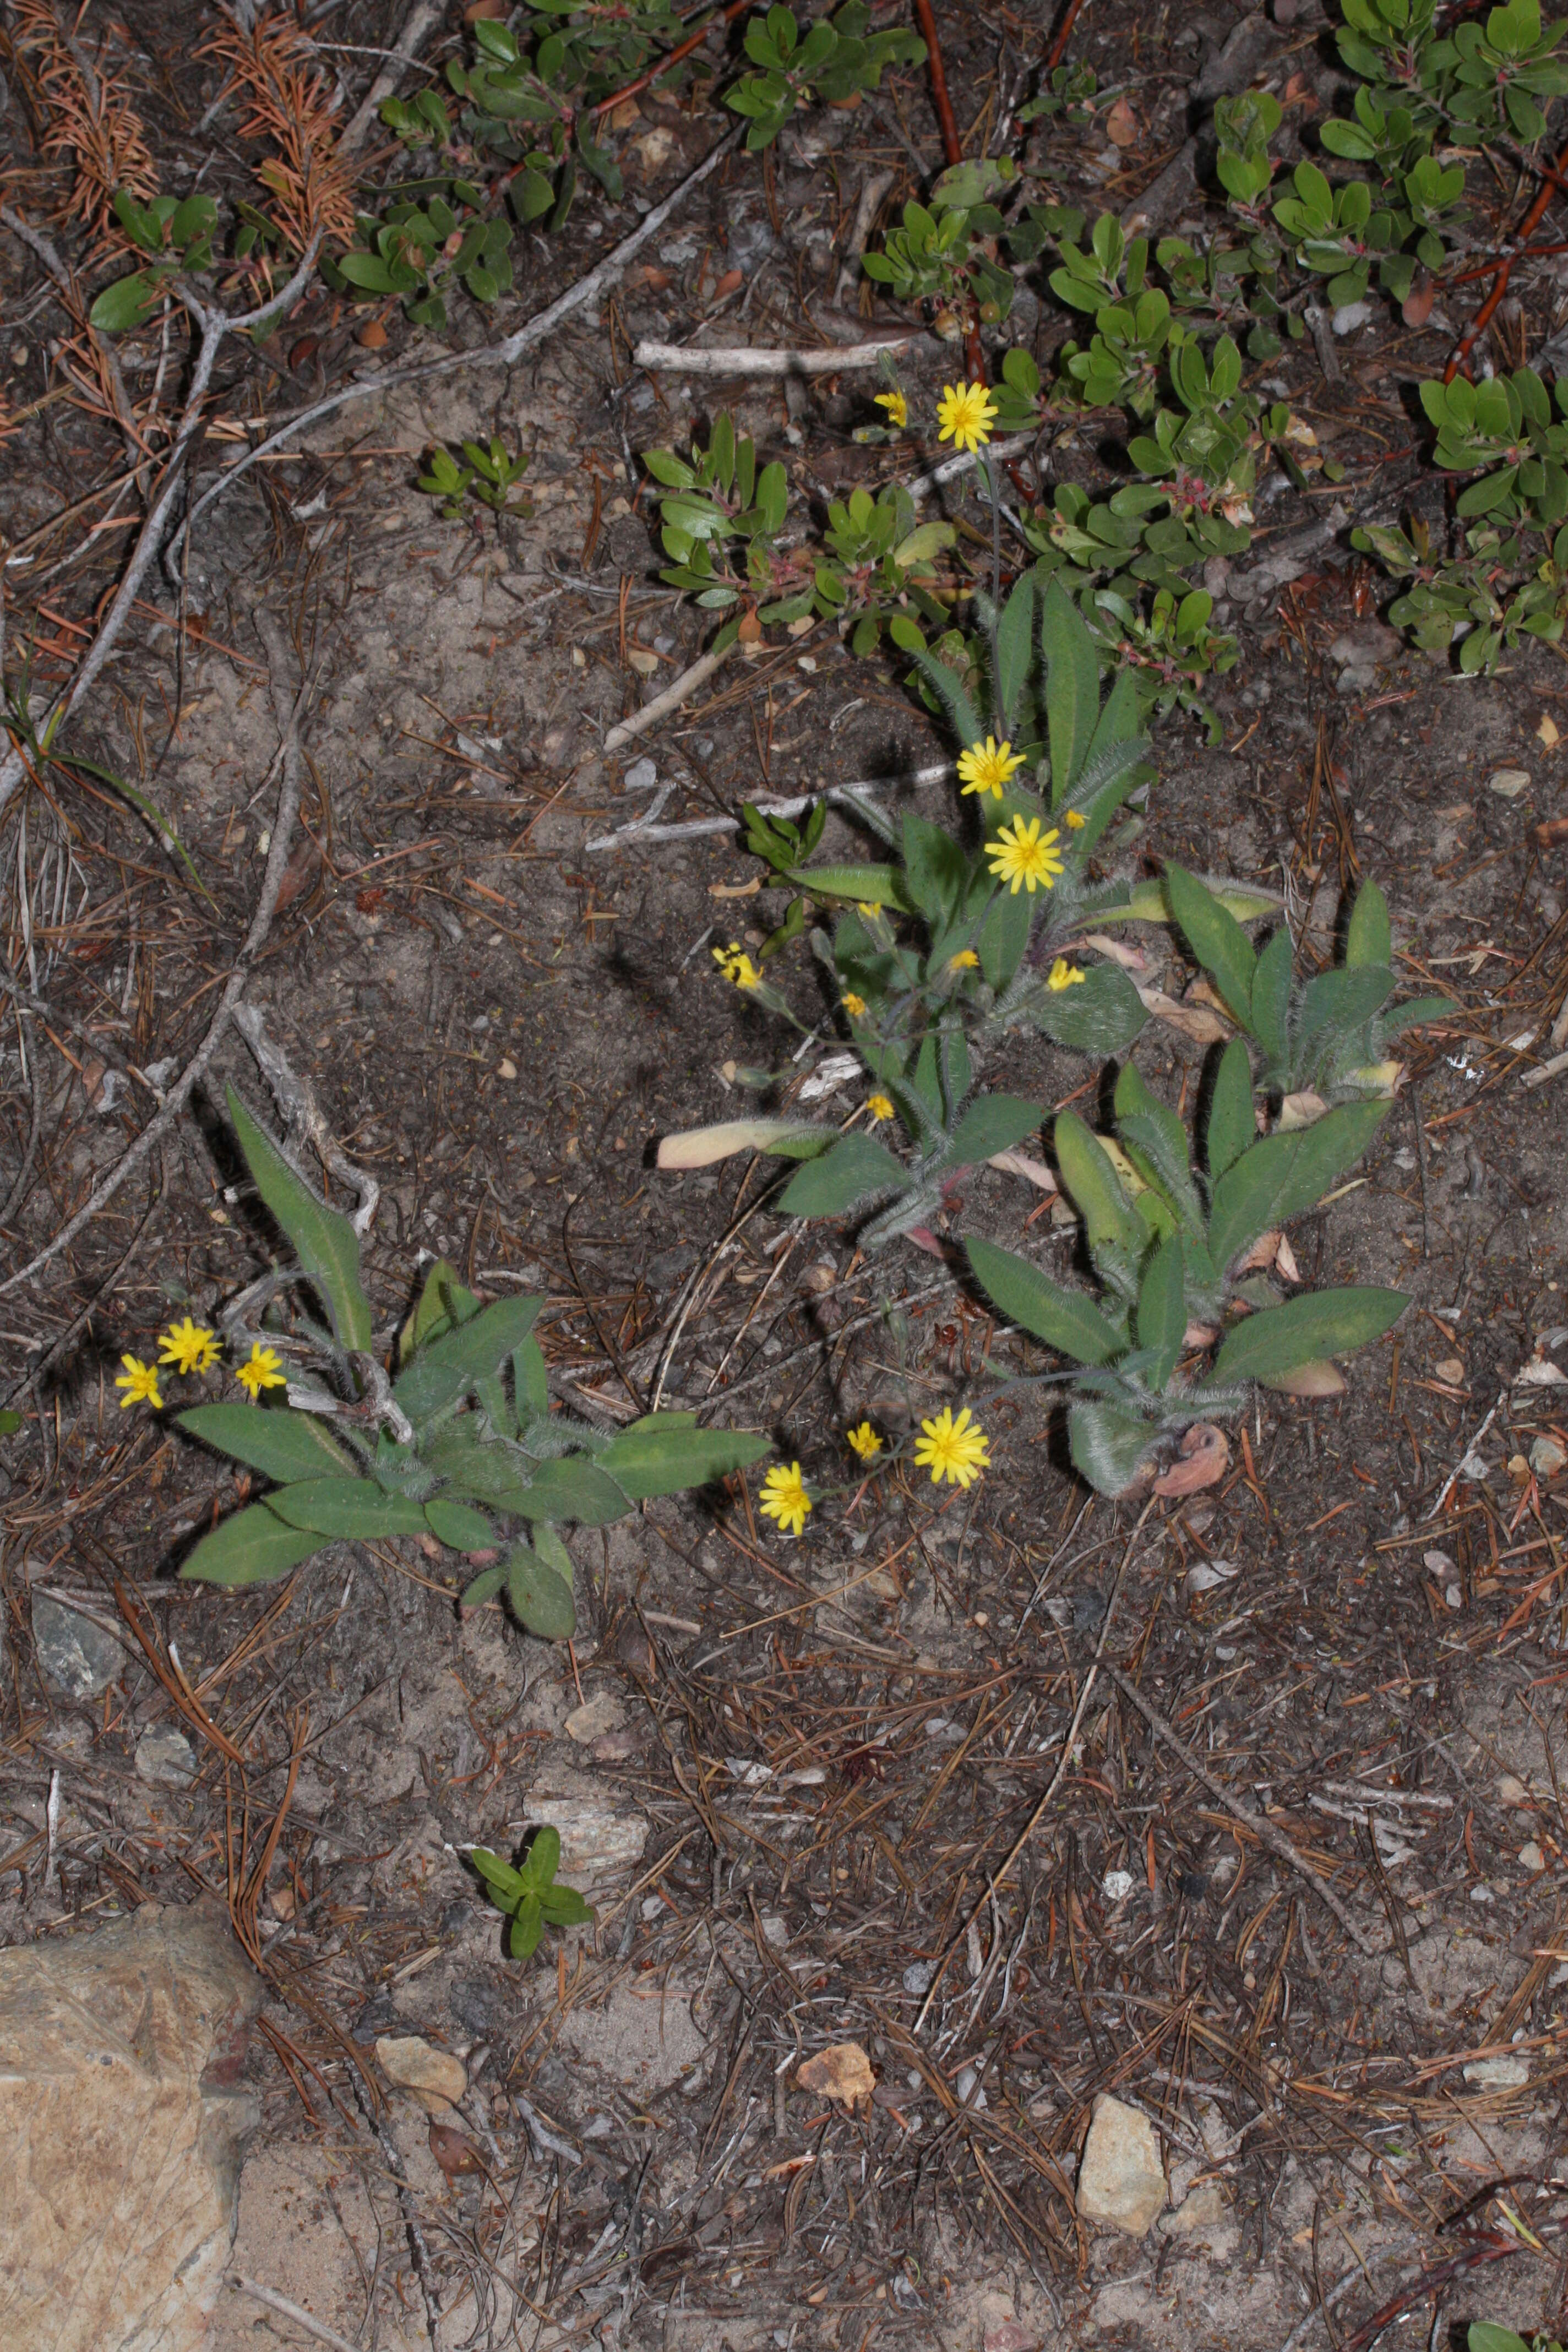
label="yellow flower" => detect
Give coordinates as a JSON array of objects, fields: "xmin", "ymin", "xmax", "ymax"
[
  {"xmin": 956, "ymin": 736, "xmax": 1026, "ymax": 799},
  {"xmin": 987, "ymin": 815, "xmax": 1064, "ymax": 896},
  {"xmin": 935, "ymin": 379, "xmax": 998, "ymax": 456},
  {"xmin": 759, "ymin": 1461, "xmax": 811, "ymax": 1538},
  {"xmin": 1065, "ymin": 809, "xmax": 1087, "ymax": 829},
  {"xmin": 157, "ymin": 1316, "xmax": 220, "ymax": 1375},
  {"xmin": 115, "ymin": 1354, "xmax": 162, "ymax": 1411},
  {"xmin": 235, "ymin": 1343, "xmax": 287, "ymax": 1401},
  {"xmin": 913, "ymin": 1406, "xmax": 990, "ymax": 1489},
  {"xmin": 857, "ymin": 901, "xmax": 883, "ymax": 918},
  {"xmin": 841, "ymin": 990, "xmax": 868, "ymax": 1018},
  {"xmin": 948, "ymin": 949, "xmax": 979, "ymax": 971},
  {"xmin": 867, "ymin": 1093, "xmax": 895, "ymax": 1121},
  {"xmin": 846, "ymin": 1420, "xmax": 881, "ymax": 1462},
  {"xmin": 713, "ymin": 941, "xmax": 761, "ymax": 990},
  {"xmin": 1047, "ymin": 957, "xmax": 1086, "ymax": 992},
  {"xmin": 874, "ymin": 388, "xmax": 908, "ymax": 429}
]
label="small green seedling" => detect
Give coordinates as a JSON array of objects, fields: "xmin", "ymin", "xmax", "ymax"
[{"xmin": 471, "ymin": 1830, "xmax": 592, "ymax": 1959}]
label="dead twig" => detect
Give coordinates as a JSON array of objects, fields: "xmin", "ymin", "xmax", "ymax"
[
  {"xmin": 912, "ymin": 1499, "xmax": 1155, "ymax": 2033},
  {"xmin": 231, "ymin": 1004, "xmax": 379, "ymax": 1234},
  {"xmin": 0, "ymin": 606, "xmax": 309, "ymax": 1299},
  {"xmin": 338, "ymin": 0, "xmax": 445, "ymax": 152},
  {"xmin": 173, "ymin": 128, "xmax": 743, "ymax": 564}
]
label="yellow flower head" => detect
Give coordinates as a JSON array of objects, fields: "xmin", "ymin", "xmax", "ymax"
[
  {"xmin": 841, "ymin": 990, "xmax": 868, "ymax": 1018},
  {"xmin": 759, "ymin": 1461, "xmax": 812, "ymax": 1538},
  {"xmin": 936, "ymin": 380, "xmax": 998, "ymax": 457},
  {"xmin": 866, "ymin": 1092, "xmax": 895, "ymax": 1121},
  {"xmin": 874, "ymin": 387, "xmax": 908, "ymax": 429},
  {"xmin": 713, "ymin": 941, "xmax": 762, "ymax": 990},
  {"xmin": 235, "ymin": 1343, "xmax": 287, "ymax": 1401},
  {"xmin": 987, "ymin": 815, "xmax": 1064, "ymax": 896},
  {"xmin": 956, "ymin": 736, "xmax": 1026, "ymax": 799},
  {"xmin": 857, "ymin": 901, "xmax": 883, "ymax": 919},
  {"xmin": 948, "ymin": 949, "xmax": 979, "ymax": 971},
  {"xmin": 913, "ymin": 1405, "xmax": 990, "ymax": 1490},
  {"xmin": 846, "ymin": 1420, "xmax": 881, "ymax": 1462},
  {"xmin": 1065, "ymin": 809, "xmax": 1087, "ymax": 830},
  {"xmin": 1047, "ymin": 957, "xmax": 1086, "ymax": 992},
  {"xmin": 157, "ymin": 1316, "xmax": 220, "ymax": 1375},
  {"xmin": 115, "ymin": 1354, "xmax": 162, "ymax": 1412}
]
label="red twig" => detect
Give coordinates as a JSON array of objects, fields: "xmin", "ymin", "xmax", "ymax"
[
  {"xmin": 1445, "ymin": 128, "xmax": 1568, "ymax": 380},
  {"xmin": 1044, "ymin": 0, "xmax": 1088, "ymax": 75},
  {"xmin": 910, "ymin": 0, "xmax": 986, "ymax": 380}
]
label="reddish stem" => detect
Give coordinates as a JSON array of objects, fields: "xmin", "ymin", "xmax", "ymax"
[
  {"xmin": 1043, "ymin": 0, "xmax": 1087, "ymax": 75},
  {"xmin": 910, "ymin": 0, "xmax": 986, "ymax": 381},
  {"xmin": 1445, "ymin": 127, "xmax": 1568, "ymax": 381}
]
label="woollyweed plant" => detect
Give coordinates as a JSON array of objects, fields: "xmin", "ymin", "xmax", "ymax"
[
  {"xmin": 176, "ymin": 1088, "xmax": 768, "ymax": 1636},
  {"xmin": 967, "ymin": 1050, "xmax": 1408, "ymax": 1497},
  {"xmin": 470, "ymin": 1831, "xmax": 591, "ymax": 1961},
  {"xmin": 657, "ymin": 575, "xmax": 1274, "ymax": 1252},
  {"xmin": 1167, "ymin": 867, "xmax": 1457, "ymax": 1108}
]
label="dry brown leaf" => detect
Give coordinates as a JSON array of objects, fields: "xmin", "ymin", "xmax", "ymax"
[
  {"xmin": 1104, "ymin": 95, "xmax": 1137, "ymax": 146},
  {"xmin": 429, "ymin": 2121, "xmax": 482, "ymax": 2180},
  {"xmin": 1153, "ymin": 1423, "xmax": 1230, "ymax": 1498},
  {"xmin": 1261, "ymin": 1361, "xmax": 1345, "ymax": 1397},
  {"xmin": 796, "ymin": 2041, "xmax": 875, "ymax": 2111},
  {"xmin": 1401, "ymin": 274, "xmax": 1435, "ymax": 330},
  {"xmin": 1137, "ymin": 987, "xmax": 1231, "ymax": 1045}
]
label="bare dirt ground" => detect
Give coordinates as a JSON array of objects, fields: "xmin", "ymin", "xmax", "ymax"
[{"xmin": 7, "ymin": 2, "xmax": 1568, "ymax": 2350}]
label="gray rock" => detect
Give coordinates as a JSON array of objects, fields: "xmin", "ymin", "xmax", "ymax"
[
  {"xmin": 1327, "ymin": 621, "xmax": 1401, "ymax": 671},
  {"xmin": 1159, "ymin": 2180, "xmax": 1229, "ymax": 2236},
  {"xmin": 1075, "ymin": 2094, "xmax": 1166, "ymax": 2235},
  {"xmin": 32, "ymin": 1597, "xmax": 125, "ymax": 1699},
  {"xmin": 135, "ymin": 1724, "xmax": 198, "ymax": 1789},
  {"xmin": 0, "ymin": 1898, "xmax": 262, "ymax": 2351}
]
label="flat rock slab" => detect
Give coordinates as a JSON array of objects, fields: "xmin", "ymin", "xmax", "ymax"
[
  {"xmin": 1075, "ymin": 2093, "xmax": 1166, "ymax": 2237},
  {"xmin": 0, "ymin": 1897, "xmax": 262, "ymax": 2351}
]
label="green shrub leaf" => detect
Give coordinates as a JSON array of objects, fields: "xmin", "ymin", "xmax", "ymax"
[
  {"xmin": 595, "ymin": 1416, "xmax": 770, "ymax": 1500},
  {"xmin": 266, "ymin": 1478, "xmax": 432, "ymax": 1538}
]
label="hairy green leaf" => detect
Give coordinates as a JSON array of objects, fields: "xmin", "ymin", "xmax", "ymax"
[
  {"xmin": 595, "ymin": 1415, "xmax": 770, "ymax": 1500},
  {"xmin": 180, "ymin": 1505, "xmax": 326, "ymax": 1587},
  {"xmin": 177, "ymin": 1402, "xmax": 355, "ymax": 1483},
  {"xmin": 1213, "ymin": 1286, "xmax": 1407, "ymax": 1382},
  {"xmin": 778, "ymin": 1133, "xmax": 911, "ymax": 1218},
  {"xmin": 266, "ymin": 1478, "xmax": 431, "ymax": 1538},
  {"xmin": 228, "ymin": 1085, "xmax": 372, "ymax": 1353},
  {"xmin": 966, "ymin": 1236, "xmax": 1123, "ymax": 1364}
]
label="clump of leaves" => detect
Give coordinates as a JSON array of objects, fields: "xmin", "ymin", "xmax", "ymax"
[
  {"xmin": 727, "ymin": 3, "xmax": 927, "ymax": 149},
  {"xmin": 967, "ymin": 1037, "xmax": 1408, "ymax": 1496},
  {"xmin": 418, "ymin": 435, "xmax": 532, "ymax": 522},
  {"xmin": 471, "ymin": 1830, "xmax": 592, "ymax": 1960},
  {"xmin": 641, "ymin": 411, "xmax": 954, "ymax": 654},
  {"xmin": 657, "ymin": 581, "xmax": 1273, "ymax": 1252},
  {"xmin": 1468, "ymin": 2330, "xmax": 1565, "ymax": 2352},
  {"xmin": 88, "ymin": 191, "xmax": 217, "ymax": 332},
  {"xmin": 1166, "ymin": 867, "xmax": 1456, "ymax": 1109},
  {"xmin": 177, "ymin": 1089, "xmax": 767, "ymax": 1636}
]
